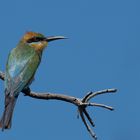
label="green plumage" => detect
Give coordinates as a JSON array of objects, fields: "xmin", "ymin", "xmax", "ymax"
[
  {"xmin": 6, "ymin": 43, "xmax": 41, "ymax": 95},
  {"xmin": 0, "ymin": 41, "xmax": 42, "ymax": 130}
]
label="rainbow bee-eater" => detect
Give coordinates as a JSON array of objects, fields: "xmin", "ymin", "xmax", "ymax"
[{"xmin": 0, "ymin": 32, "xmax": 66, "ymax": 130}]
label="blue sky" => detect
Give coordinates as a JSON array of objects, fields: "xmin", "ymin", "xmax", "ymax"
[{"xmin": 0, "ymin": 0, "xmax": 139, "ymax": 140}]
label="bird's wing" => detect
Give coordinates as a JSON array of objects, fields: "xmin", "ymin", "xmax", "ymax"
[{"xmin": 5, "ymin": 45, "xmax": 40, "ymax": 97}]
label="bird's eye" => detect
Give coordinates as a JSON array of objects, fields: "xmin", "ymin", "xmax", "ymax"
[{"xmin": 27, "ymin": 37, "xmax": 45, "ymax": 43}]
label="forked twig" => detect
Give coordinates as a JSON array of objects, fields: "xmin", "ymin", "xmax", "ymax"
[
  {"xmin": 79, "ymin": 107, "xmax": 97, "ymax": 140},
  {"xmin": 82, "ymin": 89, "xmax": 117, "ymax": 103}
]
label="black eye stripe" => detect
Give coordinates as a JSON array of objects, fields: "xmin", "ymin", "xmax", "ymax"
[{"xmin": 27, "ymin": 37, "xmax": 45, "ymax": 43}]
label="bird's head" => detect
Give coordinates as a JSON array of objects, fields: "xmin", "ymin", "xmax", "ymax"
[{"xmin": 21, "ymin": 31, "xmax": 66, "ymax": 51}]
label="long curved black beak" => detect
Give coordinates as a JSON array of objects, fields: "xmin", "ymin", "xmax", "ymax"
[{"xmin": 45, "ymin": 36, "xmax": 67, "ymax": 42}]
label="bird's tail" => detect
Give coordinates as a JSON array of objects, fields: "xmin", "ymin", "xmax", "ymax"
[{"xmin": 0, "ymin": 95, "xmax": 17, "ymax": 131}]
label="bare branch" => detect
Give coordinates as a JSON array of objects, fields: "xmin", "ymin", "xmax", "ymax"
[
  {"xmin": 0, "ymin": 70, "xmax": 117, "ymax": 140},
  {"xmin": 82, "ymin": 89, "xmax": 117, "ymax": 103},
  {"xmin": 82, "ymin": 91, "xmax": 93, "ymax": 103},
  {"xmin": 82, "ymin": 103, "xmax": 114, "ymax": 111},
  {"xmin": 79, "ymin": 107, "xmax": 97, "ymax": 140},
  {"xmin": 83, "ymin": 108, "xmax": 95, "ymax": 127},
  {"xmin": 24, "ymin": 91, "xmax": 82, "ymax": 106}
]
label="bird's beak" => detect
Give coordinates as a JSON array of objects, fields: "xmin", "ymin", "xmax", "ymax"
[{"xmin": 45, "ymin": 36, "xmax": 67, "ymax": 42}]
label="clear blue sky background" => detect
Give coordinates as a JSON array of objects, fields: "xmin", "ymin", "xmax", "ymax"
[{"xmin": 0, "ymin": 0, "xmax": 139, "ymax": 140}]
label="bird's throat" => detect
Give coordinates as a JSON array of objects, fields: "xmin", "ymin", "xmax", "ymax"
[{"xmin": 30, "ymin": 42, "xmax": 48, "ymax": 51}]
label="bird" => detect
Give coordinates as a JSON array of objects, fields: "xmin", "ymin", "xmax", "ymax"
[{"xmin": 0, "ymin": 31, "xmax": 66, "ymax": 130}]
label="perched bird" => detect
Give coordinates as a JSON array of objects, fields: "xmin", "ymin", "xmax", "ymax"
[{"xmin": 0, "ymin": 31, "xmax": 66, "ymax": 130}]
